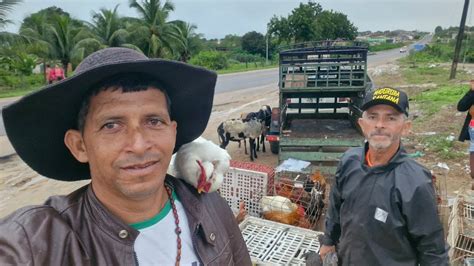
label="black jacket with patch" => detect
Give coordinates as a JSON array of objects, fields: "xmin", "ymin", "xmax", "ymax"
[{"xmin": 322, "ymin": 144, "xmax": 448, "ymax": 266}]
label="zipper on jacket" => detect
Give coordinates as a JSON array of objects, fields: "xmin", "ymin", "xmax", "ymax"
[
  {"xmin": 192, "ymin": 223, "xmax": 204, "ymax": 264},
  {"xmin": 134, "ymin": 251, "xmax": 139, "ymax": 266}
]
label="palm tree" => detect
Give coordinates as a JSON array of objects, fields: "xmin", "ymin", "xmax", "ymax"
[
  {"xmin": 47, "ymin": 15, "xmax": 87, "ymax": 77},
  {"xmin": 172, "ymin": 20, "xmax": 199, "ymax": 62},
  {"xmin": 0, "ymin": 0, "xmax": 22, "ymax": 29},
  {"xmin": 78, "ymin": 5, "xmax": 141, "ymax": 53},
  {"xmin": 129, "ymin": 0, "xmax": 178, "ymax": 58},
  {"xmin": 87, "ymin": 5, "xmax": 128, "ymax": 47}
]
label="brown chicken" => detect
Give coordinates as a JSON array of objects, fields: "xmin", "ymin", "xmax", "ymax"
[{"xmin": 263, "ymin": 206, "xmax": 311, "ymax": 228}]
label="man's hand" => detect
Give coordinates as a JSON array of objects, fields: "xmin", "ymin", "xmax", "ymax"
[
  {"xmin": 319, "ymin": 245, "xmax": 336, "ymax": 260},
  {"xmin": 470, "ymin": 79, "xmax": 474, "ymax": 91}
]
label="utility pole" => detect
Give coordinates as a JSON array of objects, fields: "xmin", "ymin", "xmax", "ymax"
[
  {"xmin": 265, "ymin": 34, "xmax": 269, "ymax": 66},
  {"xmin": 450, "ymin": 0, "xmax": 470, "ymax": 79}
]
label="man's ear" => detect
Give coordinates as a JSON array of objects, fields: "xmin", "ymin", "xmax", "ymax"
[
  {"xmin": 402, "ymin": 120, "xmax": 412, "ymax": 136},
  {"xmin": 64, "ymin": 129, "xmax": 89, "ymax": 163},
  {"xmin": 358, "ymin": 117, "xmax": 366, "ymax": 132}
]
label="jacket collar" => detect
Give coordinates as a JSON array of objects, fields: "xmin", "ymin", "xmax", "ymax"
[
  {"xmin": 84, "ymin": 185, "xmax": 140, "ymax": 244},
  {"xmin": 362, "ymin": 142, "xmax": 408, "ymax": 172}
]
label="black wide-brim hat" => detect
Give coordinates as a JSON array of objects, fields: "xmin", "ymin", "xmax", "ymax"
[{"xmin": 2, "ymin": 48, "xmax": 217, "ymax": 181}]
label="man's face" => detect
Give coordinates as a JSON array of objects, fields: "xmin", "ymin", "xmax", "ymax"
[
  {"xmin": 65, "ymin": 88, "xmax": 177, "ymax": 201},
  {"xmin": 358, "ymin": 104, "xmax": 411, "ymax": 151}
]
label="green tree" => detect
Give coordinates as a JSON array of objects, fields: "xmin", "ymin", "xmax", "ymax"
[
  {"xmin": 288, "ymin": 2, "xmax": 322, "ymax": 42},
  {"xmin": 313, "ymin": 10, "xmax": 357, "ymax": 40},
  {"xmin": 47, "ymin": 15, "xmax": 87, "ymax": 76},
  {"xmin": 86, "ymin": 5, "xmax": 136, "ymax": 48},
  {"xmin": 434, "ymin": 26, "xmax": 443, "ymax": 36},
  {"xmin": 219, "ymin": 34, "xmax": 242, "ymax": 50},
  {"xmin": 129, "ymin": 0, "xmax": 178, "ymax": 58},
  {"xmin": 241, "ymin": 31, "xmax": 266, "ymax": 57},
  {"xmin": 172, "ymin": 20, "xmax": 201, "ymax": 62},
  {"xmin": 0, "ymin": 0, "xmax": 22, "ymax": 29},
  {"xmin": 267, "ymin": 1, "xmax": 356, "ymax": 43},
  {"xmin": 76, "ymin": 5, "xmax": 141, "ymax": 58}
]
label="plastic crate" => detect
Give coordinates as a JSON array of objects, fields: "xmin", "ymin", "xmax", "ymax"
[
  {"xmin": 239, "ymin": 216, "xmax": 323, "ymax": 265},
  {"xmin": 219, "ymin": 160, "xmax": 274, "ymax": 217},
  {"xmin": 448, "ymin": 192, "xmax": 474, "ymax": 264}
]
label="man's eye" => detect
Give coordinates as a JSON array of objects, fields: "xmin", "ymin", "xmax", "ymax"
[
  {"xmin": 148, "ymin": 118, "xmax": 163, "ymax": 126},
  {"xmin": 101, "ymin": 122, "xmax": 118, "ymax": 130}
]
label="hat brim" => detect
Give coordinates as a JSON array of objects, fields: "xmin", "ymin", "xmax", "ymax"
[
  {"xmin": 2, "ymin": 59, "xmax": 216, "ymax": 181},
  {"xmin": 361, "ymin": 99, "xmax": 407, "ymax": 116}
]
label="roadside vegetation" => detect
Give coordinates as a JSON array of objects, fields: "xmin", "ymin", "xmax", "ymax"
[
  {"xmin": 369, "ymin": 42, "xmax": 407, "ymax": 52},
  {"xmin": 0, "ymin": 1, "xmax": 361, "ymax": 98}
]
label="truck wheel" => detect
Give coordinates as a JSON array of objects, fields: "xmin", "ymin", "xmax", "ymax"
[{"xmin": 270, "ymin": 142, "xmax": 279, "ymax": 154}]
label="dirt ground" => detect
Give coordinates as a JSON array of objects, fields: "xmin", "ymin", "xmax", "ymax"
[{"xmin": 0, "ymin": 64, "xmax": 472, "ymax": 218}]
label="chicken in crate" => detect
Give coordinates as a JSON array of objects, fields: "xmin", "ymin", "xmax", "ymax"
[{"xmin": 262, "ymin": 170, "xmax": 327, "ymax": 230}]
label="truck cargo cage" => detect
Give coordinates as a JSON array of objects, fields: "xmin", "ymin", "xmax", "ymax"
[
  {"xmin": 280, "ymin": 40, "xmax": 369, "ymax": 92},
  {"xmin": 272, "ymin": 40, "xmax": 371, "ymax": 178}
]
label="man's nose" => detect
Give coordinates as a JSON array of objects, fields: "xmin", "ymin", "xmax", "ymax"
[
  {"xmin": 127, "ymin": 127, "xmax": 151, "ymax": 154},
  {"xmin": 375, "ymin": 117, "xmax": 385, "ymax": 128}
]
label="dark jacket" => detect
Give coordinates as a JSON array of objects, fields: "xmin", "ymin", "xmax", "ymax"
[
  {"xmin": 322, "ymin": 144, "xmax": 449, "ymax": 266},
  {"xmin": 0, "ymin": 176, "xmax": 251, "ymax": 265},
  {"xmin": 457, "ymin": 90, "xmax": 474, "ymax": 141}
]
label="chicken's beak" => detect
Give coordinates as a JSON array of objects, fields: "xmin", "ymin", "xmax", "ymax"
[{"xmin": 197, "ymin": 187, "xmax": 204, "ymax": 194}]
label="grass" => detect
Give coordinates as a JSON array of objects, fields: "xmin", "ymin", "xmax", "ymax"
[
  {"xmin": 0, "ymin": 74, "xmax": 45, "ymax": 98},
  {"xmin": 369, "ymin": 42, "xmax": 407, "ymax": 52},
  {"xmin": 216, "ymin": 62, "xmax": 278, "ymax": 74},
  {"xmin": 412, "ymin": 83, "xmax": 467, "ymax": 116},
  {"xmin": 419, "ymin": 134, "xmax": 465, "ymax": 160}
]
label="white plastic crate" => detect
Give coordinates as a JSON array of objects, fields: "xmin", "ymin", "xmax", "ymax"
[
  {"xmin": 448, "ymin": 192, "xmax": 474, "ymax": 264},
  {"xmin": 239, "ymin": 216, "xmax": 323, "ymax": 265},
  {"xmin": 220, "ymin": 161, "xmax": 273, "ymax": 217}
]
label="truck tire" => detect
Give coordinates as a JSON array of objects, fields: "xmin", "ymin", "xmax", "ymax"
[{"xmin": 270, "ymin": 141, "xmax": 279, "ymax": 154}]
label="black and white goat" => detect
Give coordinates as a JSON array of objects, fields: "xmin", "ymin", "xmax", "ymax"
[
  {"xmin": 218, "ymin": 118, "xmax": 264, "ymax": 161},
  {"xmin": 242, "ymin": 105, "xmax": 271, "ymax": 153},
  {"xmin": 217, "ymin": 119, "xmax": 248, "ymax": 155}
]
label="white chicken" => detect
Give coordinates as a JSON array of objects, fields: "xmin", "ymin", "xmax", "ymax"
[
  {"xmin": 173, "ymin": 138, "xmax": 231, "ymax": 193},
  {"xmin": 261, "ymin": 196, "xmax": 298, "ymax": 213}
]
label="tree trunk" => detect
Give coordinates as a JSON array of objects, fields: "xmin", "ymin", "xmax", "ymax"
[
  {"xmin": 62, "ymin": 61, "xmax": 68, "ymax": 77},
  {"xmin": 43, "ymin": 59, "xmax": 47, "ymax": 85}
]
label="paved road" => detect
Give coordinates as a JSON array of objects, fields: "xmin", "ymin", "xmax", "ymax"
[
  {"xmin": 215, "ymin": 34, "xmax": 432, "ymax": 93},
  {"xmin": 0, "ymin": 35, "xmax": 432, "ymax": 136}
]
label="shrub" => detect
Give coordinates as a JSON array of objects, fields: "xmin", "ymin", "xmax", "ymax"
[{"xmin": 189, "ymin": 51, "xmax": 229, "ymax": 70}]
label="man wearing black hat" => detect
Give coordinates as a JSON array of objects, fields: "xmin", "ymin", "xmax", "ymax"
[
  {"xmin": 0, "ymin": 48, "xmax": 251, "ymax": 265},
  {"xmin": 319, "ymin": 87, "xmax": 448, "ymax": 265}
]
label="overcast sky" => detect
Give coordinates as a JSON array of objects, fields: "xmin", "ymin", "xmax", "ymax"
[{"xmin": 3, "ymin": 0, "xmax": 471, "ymax": 39}]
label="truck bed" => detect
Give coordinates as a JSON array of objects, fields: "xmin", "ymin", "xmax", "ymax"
[
  {"xmin": 278, "ymin": 119, "xmax": 364, "ymax": 175},
  {"xmin": 283, "ymin": 119, "xmax": 360, "ymax": 140}
]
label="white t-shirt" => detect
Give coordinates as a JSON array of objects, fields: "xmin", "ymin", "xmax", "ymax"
[{"xmin": 130, "ymin": 190, "xmax": 200, "ymax": 266}]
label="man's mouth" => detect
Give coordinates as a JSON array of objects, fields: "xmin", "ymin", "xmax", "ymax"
[
  {"xmin": 120, "ymin": 161, "xmax": 159, "ymax": 175},
  {"xmin": 122, "ymin": 161, "xmax": 158, "ymax": 169}
]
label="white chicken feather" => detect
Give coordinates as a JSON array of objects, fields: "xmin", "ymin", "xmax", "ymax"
[{"xmin": 173, "ymin": 138, "xmax": 231, "ymax": 193}]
